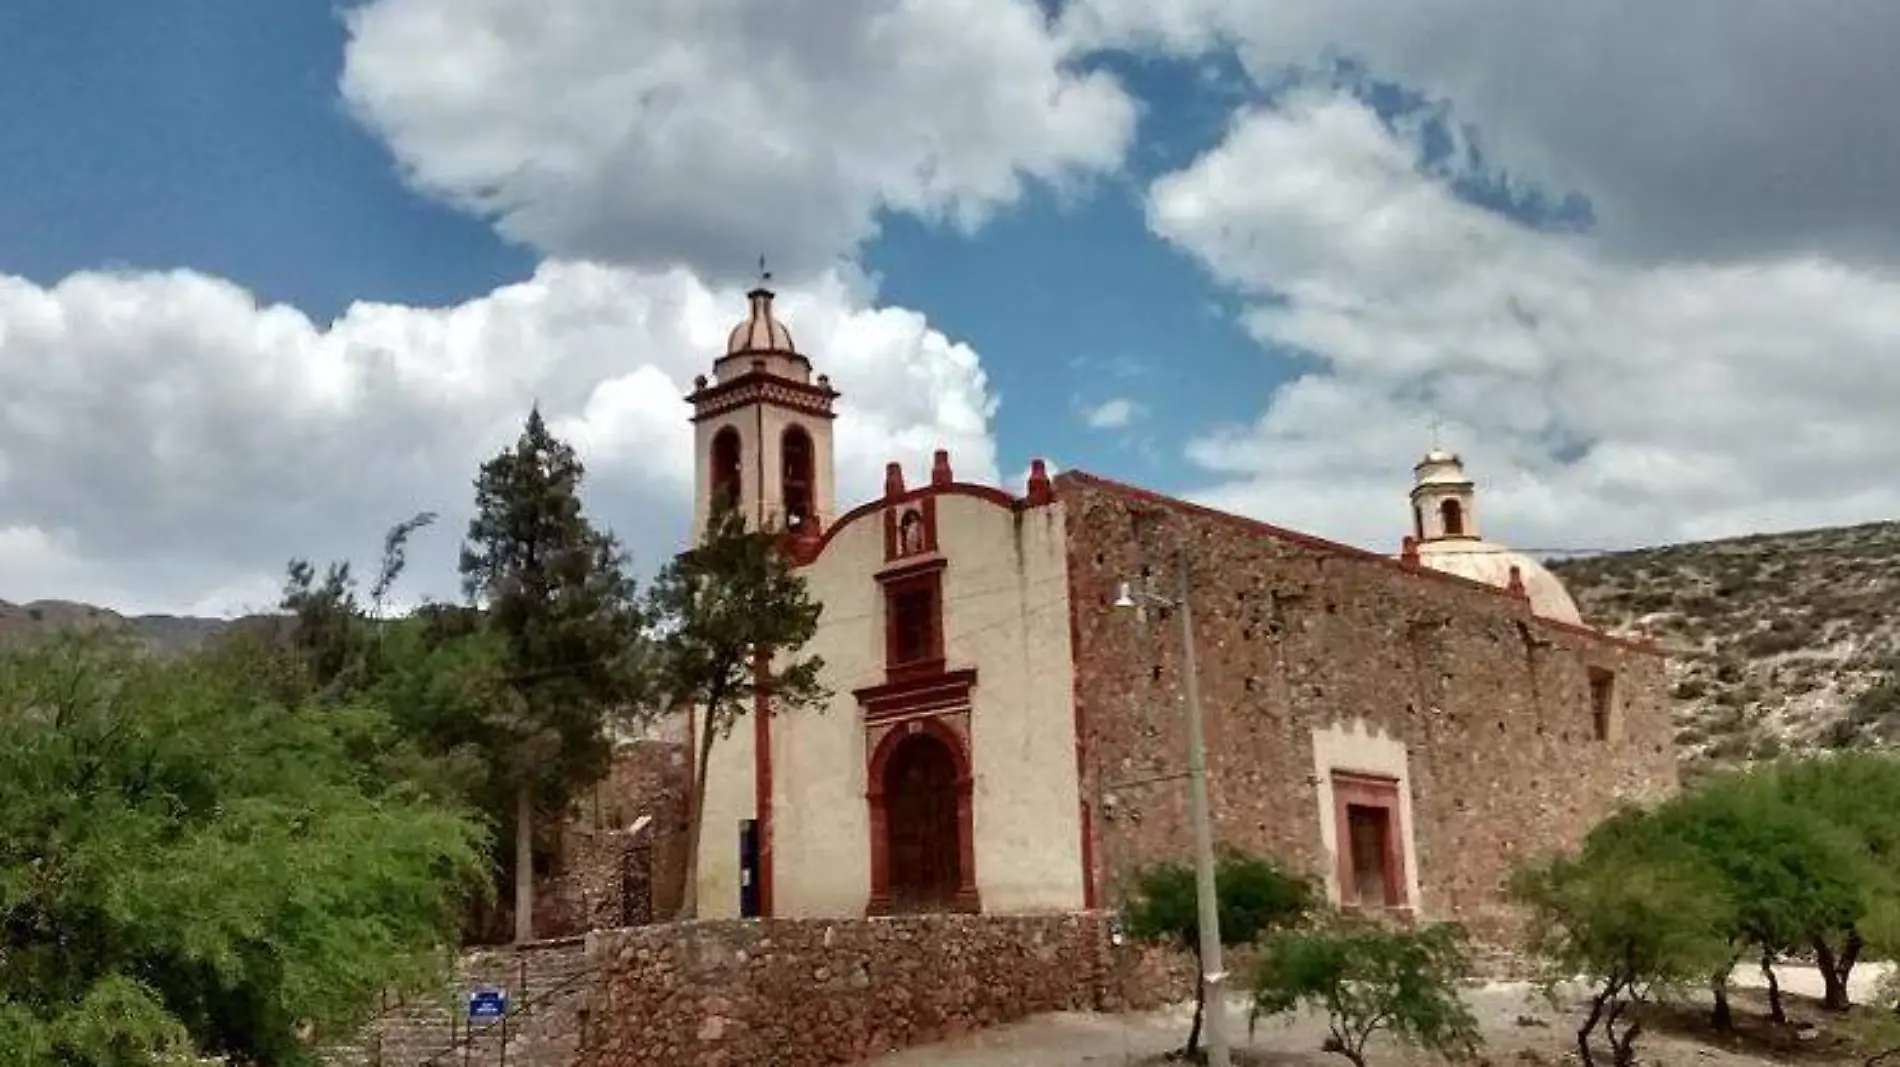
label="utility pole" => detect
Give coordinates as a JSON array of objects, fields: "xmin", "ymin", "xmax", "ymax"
[
  {"xmin": 1176, "ymin": 550, "xmax": 1230, "ymax": 1067},
  {"xmin": 1115, "ymin": 550, "xmax": 1229, "ymax": 1066}
]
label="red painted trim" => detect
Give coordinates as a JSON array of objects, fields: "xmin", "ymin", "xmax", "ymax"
[
  {"xmin": 1065, "ymin": 551, "xmax": 1097, "ymax": 909},
  {"xmin": 864, "ymin": 717, "xmax": 980, "ymax": 915},
  {"xmin": 1332, "ymin": 771, "xmax": 1407, "ymax": 910},
  {"xmin": 687, "ymin": 368, "xmax": 838, "ymax": 408},
  {"xmin": 797, "ymin": 480, "xmax": 1048, "ymax": 566},
  {"xmin": 1051, "ymin": 469, "xmax": 1662, "ymax": 658},
  {"xmin": 881, "ymin": 563, "xmax": 946, "ymax": 676},
  {"xmin": 853, "ymin": 668, "xmax": 978, "ymax": 722},
  {"xmin": 751, "ymin": 651, "xmax": 774, "ymax": 917},
  {"xmin": 876, "ymin": 556, "xmax": 947, "ymax": 585}
]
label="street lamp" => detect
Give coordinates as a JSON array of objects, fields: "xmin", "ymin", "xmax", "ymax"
[{"xmin": 1114, "ymin": 550, "xmax": 1231, "ymax": 1067}]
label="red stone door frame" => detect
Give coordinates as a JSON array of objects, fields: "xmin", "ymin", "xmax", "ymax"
[
  {"xmin": 865, "ymin": 716, "xmax": 979, "ymax": 915},
  {"xmin": 1331, "ymin": 770, "xmax": 1409, "ymax": 912}
]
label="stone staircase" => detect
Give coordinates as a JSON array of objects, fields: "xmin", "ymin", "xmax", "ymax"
[{"xmin": 325, "ymin": 937, "xmax": 597, "ymax": 1067}]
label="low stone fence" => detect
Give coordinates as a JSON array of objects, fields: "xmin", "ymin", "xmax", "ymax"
[{"xmin": 579, "ymin": 911, "xmax": 1189, "ymax": 1067}]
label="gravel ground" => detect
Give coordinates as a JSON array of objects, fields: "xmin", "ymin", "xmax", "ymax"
[{"xmin": 865, "ymin": 964, "xmax": 1897, "ymax": 1067}]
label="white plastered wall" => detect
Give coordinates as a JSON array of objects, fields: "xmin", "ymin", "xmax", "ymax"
[
  {"xmin": 692, "ymin": 487, "xmax": 1084, "ymax": 918},
  {"xmin": 1309, "ymin": 719, "xmax": 1421, "ymax": 909}
]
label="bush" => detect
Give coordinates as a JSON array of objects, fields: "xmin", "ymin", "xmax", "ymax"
[
  {"xmin": 1126, "ymin": 850, "xmax": 1317, "ymax": 1060},
  {"xmin": 1249, "ymin": 919, "xmax": 1481, "ymax": 1067}
]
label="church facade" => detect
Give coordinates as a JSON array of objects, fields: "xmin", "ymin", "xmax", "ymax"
[{"xmin": 685, "ymin": 287, "xmax": 1677, "ymax": 941}]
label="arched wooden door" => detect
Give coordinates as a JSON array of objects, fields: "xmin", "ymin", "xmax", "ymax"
[{"xmin": 882, "ymin": 732, "xmax": 962, "ymax": 911}]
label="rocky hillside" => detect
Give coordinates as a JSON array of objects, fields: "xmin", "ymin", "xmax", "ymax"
[
  {"xmin": 0, "ymin": 599, "xmax": 261, "ymax": 656},
  {"xmin": 7, "ymin": 519, "xmax": 1898, "ymax": 774},
  {"xmin": 1550, "ymin": 520, "xmax": 1900, "ymax": 774}
]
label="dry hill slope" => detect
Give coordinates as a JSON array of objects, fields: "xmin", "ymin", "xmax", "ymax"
[
  {"xmin": 6, "ymin": 519, "xmax": 1897, "ymax": 775},
  {"xmin": 1550, "ymin": 520, "xmax": 1900, "ymax": 773}
]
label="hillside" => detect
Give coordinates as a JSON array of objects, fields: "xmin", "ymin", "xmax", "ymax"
[
  {"xmin": 6, "ymin": 519, "xmax": 1897, "ymax": 774},
  {"xmin": 0, "ymin": 599, "xmax": 264, "ymax": 657},
  {"xmin": 1550, "ymin": 520, "xmax": 1900, "ymax": 774}
]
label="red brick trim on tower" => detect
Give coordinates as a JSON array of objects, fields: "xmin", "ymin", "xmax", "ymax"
[
  {"xmin": 864, "ymin": 716, "xmax": 980, "ymax": 915},
  {"xmin": 1052, "ymin": 470, "xmax": 1661, "ymax": 657}
]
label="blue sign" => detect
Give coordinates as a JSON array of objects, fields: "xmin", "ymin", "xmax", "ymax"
[{"xmin": 467, "ymin": 989, "xmax": 508, "ymax": 1021}]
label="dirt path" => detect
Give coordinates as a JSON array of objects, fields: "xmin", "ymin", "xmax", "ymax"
[{"xmin": 866, "ymin": 964, "xmax": 1895, "ymax": 1067}]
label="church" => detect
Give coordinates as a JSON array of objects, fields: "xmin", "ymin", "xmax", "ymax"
[{"xmin": 682, "ymin": 284, "xmax": 1677, "ymax": 943}]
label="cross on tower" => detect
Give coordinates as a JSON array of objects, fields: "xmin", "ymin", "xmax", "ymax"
[
  {"xmin": 758, "ymin": 254, "xmax": 772, "ymax": 286},
  {"xmin": 1428, "ymin": 414, "xmax": 1445, "ymax": 449}
]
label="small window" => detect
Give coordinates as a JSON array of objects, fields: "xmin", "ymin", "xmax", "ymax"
[
  {"xmin": 782, "ymin": 426, "xmax": 814, "ymax": 531},
  {"xmin": 711, "ymin": 427, "xmax": 743, "ymax": 512},
  {"xmin": 890, "ymin": 586, "xmax": 937, "ymax": 666},
  {"xmin": 1589, "ymin": 668, "xmax": 1615, "ymax": 741},
  {"xmin": 1439, "ymin": 498, "xmax": 1464, "ymax": 537}
]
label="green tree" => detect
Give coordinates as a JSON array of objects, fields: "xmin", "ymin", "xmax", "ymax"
[
  {"xmin": 1655, "ymin": 767, "xmax": 1875, "ymax": 1027},
  {"xmin": 1765, "ymin": 752, "xmax": 1900, "ymax": 1010},
  {"xmin": 1509, "ymin": 808, "xmax": 1734, "ymax": 1067},
  {"xmin": 646, "ymin": 499, "xmax": 827, "ymax": 918},
  {"xmin": 1125, "ymin": 849, "xmax": 1318, "ymax": 1061},
  {"xmin": 458, "ymin": 408, "xmax": 650, "ymax": 943},
  {"xmin": 1249, "ymin": 918, "xmax": 1482, "ymax": 1067},
  {"xmin": 280, "ymin": 510, "xmax": 438, "ymax": 702},
  {"xmin": 0, "ymin": 634, "xmax": 486, "ymax": 1066}
]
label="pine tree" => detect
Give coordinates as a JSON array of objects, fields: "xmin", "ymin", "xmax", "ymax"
[
  {"xmin": 647, "ymin": 499, "xmax": 828, "ymax": 918},
  {"xmin": 458, "ymin": 407, "xmax": 650, "ymax": 942}
]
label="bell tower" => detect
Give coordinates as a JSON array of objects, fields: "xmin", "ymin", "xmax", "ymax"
[
  {"xmin": 687, "ymin": 280, "xmax": 839, "ymax": 542},
  {"xmin": 1410, "ymin": 448, "xmax": 1479, "ymax": 542}
]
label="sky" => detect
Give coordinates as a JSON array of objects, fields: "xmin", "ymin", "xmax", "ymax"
[{"xmin": 3, "ymin": 1, "xmax": 1900, "ymax": 616}]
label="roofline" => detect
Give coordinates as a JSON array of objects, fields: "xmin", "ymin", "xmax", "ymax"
[{"xmin": 1051, "ymin": 469, "xmax": 1662, "ymax": 658}]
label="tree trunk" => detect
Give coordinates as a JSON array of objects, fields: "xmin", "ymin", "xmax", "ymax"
[
  {"xmin": 514, "ymin": 780, "xmax": 535, "ymax": 944},
  {"xmin": 1184, "ymin": 945, "xmax": 1205, "ymax": 1061},
  {"xmin": 1711, "ymin": 974, "xmax": 1733, "ymax": 1033},
  {"xmin": 1763, "ymin": 950, "xmax": 1786, "ymax": 1025},
  {"xmin": 1815, "ymin": 937, "xmax": 1852, "ymax": 1011},
  {"xmin": 679, "ymin": 705, "xmax": 719, "ymax": 920},
  {"xmin": 1577, "ymin": 986, "xmax": 1610, "ymax": 1067}
]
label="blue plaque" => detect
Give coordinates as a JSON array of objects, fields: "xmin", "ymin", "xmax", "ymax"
[{"xmin": 467, "ymin": 988, "xmax": 508, "ymax": 1021}]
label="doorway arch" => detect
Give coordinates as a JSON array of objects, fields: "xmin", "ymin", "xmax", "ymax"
[{"xmin": 866, "ymin": 719, "xmax": 978, "ymax": 914}]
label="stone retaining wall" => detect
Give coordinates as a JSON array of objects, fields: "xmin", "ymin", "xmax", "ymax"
[{"xmin": 580, "ymin": 911, "xmax": 1187, "ymax": 1067}]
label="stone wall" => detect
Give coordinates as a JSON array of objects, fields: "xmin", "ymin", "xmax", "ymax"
[
  {"xmin": 539, "ymin": 739, "xmax": 692, "ymax": 937},
  {"xmin": 581, "ymin": 912, "xmax": 1187, "ymax": 1067},
  {"xmin": 1057, "ymin": 473, "xmax": 1679, "ymax": 946}
]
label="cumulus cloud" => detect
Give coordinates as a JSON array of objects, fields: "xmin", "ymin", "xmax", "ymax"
[
  {"xmin": 340, "ymin": 0, "xmax": 1138, "ymax": 281},
  {"xmin": 0, "ymin": 264, "xmax": 996, "ymax": 614},
  {"xmin": 1080, "ymin": 397, "xmax": 1141, "ymax": 430},
  {"xmin": 1149, "ymin": 89, "xmax": 1900, "ymax": 555},
  {"xmin": 1063, "ymin": 0, "xmax": 1900, "ymax": 266}
]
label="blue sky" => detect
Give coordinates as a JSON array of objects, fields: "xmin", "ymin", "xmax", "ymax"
[{"xmin": 3, "ymin": 1, "xmax": 1900, "ymax": 613}]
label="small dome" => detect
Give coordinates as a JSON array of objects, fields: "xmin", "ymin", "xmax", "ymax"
[
  {"xmin": 726, "ymin": 287, "xmax": 796, "ymax": 355},
  {"xmin": 1414, "ymin": 539, "xmax": 1583, "ymax": 625},
  {"xmin": 1413, "ymin": 449, "xmax": 1473, "ymax": 488}
]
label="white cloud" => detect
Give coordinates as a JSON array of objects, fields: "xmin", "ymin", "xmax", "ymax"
[
  {"xmin": 0, "ymin": 264, "xmax": 996, "ymax": 614},
  {"xmin": 340, "ymin": 0, "xmax": 1138, "ymax": 281},
  {"xmin": 1148, "ymin": 89, "xmax": 1900, "ymax": 555},
  {"xmin": 1062, "ymin": 0, "xmax": 1900, "ymax": 265},
  {"xmin": 1080, "ymin": 397, "xmax": 1142, "ymax": 429}
]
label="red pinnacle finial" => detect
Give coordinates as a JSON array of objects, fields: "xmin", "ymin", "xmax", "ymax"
[
  {"xmin": 931, "ymin": 449, "xmax": 953, "ymax": 486},
  {"xmin": 884, "ymin": 461, "xmax": 905, "ymax": 499},
  {"xmin": 1507, "ymin": 564, "xmax": 1528, "ymax": 599},
  {"xmin": 1400, "ymin": 535, "xmax": 1419, "ymax": 567},
  {"xmin": 1025, "ymin": 458, "xmax": 1053, "ymax": 505}
]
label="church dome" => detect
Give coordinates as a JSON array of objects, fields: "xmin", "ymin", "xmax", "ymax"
[
  {"xmin": 726, "ymin": 287, "xmax": 796, "ymax": 355},
  {"xmin": 1402, "ymin": 445, "xmax": 1584, "ymax": 625},
  {"xmin": 1414, "ymin": 539, "xmax": 1584, "ymax": 625}
]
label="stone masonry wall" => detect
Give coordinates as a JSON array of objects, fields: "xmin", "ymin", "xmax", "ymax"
[
  {"xmin": 581, "ymin": 912, "xmax": 1188, "ymax": 1067},
  {"xmin": 539, "ymin": 739, "xmax": 691, "ymax": 937},
  {"xmin": 1057, "ymin": 474, "xmax": 1678, "ymax": 947}
]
